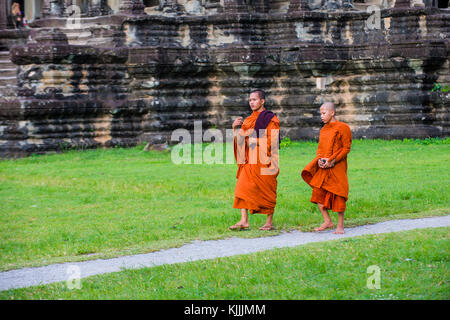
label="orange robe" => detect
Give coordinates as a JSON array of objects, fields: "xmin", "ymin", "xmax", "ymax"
[
  {"xmin": 233, "ymin": 111, "xmax": 280, "ymax": 214},
  {"xmin": 301, "ymin": 121, "xmax": 352, "ymax": 212}
]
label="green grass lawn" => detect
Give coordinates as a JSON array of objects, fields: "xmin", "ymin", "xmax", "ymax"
[
  {"xmin": 1, "ymin": 227, "xmax": 448, "ymax": 300},
  {"xmin": 0, "ymin": 138, "xmax": 449, "ymax": 271}
]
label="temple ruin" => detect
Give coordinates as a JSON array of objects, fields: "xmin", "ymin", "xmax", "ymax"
[{"xmin": 0, "ymin": 0, "xmax": 448, "ymax": 157}]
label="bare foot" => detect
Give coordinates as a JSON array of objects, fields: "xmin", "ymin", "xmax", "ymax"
[
  {"xmin": 229, "ymin": 222, "xmax": 249, "ymax": 230},
  {"xmin": 333, "ymin": 228, "xmax": 344, "ymax": 234},
  {"xmin": 259, "ymin": 224, "xmax": 274, "ymax": 231},
  {"xmin": 314, "ymin": 221, "xmax": 334, "ymax": 232}
]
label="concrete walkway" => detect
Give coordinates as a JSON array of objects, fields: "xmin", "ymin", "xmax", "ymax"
[{"xmin": 1, "ymin": 215, "xmax": 449, "ymax": 292}]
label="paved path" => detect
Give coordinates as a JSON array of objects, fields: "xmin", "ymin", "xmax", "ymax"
[{"xmin": 1, "ymin": 215, "xmax": 449, "ymax": 292}]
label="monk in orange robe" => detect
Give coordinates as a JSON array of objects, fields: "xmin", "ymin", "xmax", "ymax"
[
  {"xmin": 229, "ymin": 89, "xmax": 280, "ymax": 231},
  {"xmin": 301, "ymin": 102, "xmax": 352, "ymax": 234}
]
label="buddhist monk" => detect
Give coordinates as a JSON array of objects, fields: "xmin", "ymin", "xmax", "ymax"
[
  {"xmin": 229, "ymin": 89, "xmax": 280, "ymax": 231},
  {"xmin": 301, "ymin": 102, "xmax": 352, "ymax": 234}
]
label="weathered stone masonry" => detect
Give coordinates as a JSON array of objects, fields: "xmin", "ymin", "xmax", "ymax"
[{"xmin": 0, "ymin": 0, "xmax": 448, "ymax": 157}]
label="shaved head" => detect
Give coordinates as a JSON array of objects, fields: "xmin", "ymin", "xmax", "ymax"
[
  {"xmin": 320, "ymin": 102, "xmax": 336, "ymax": 124},
  {"xmin": 321, "ymin": 102, "xmax": 335, "ymax": 111},
  {"xmin": 250, "ymin": 89, "xmax": 265, "ymax": 100}
]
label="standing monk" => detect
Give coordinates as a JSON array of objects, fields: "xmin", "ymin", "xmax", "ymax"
[
  {"xmin": 301, "ymin": 102, "xmax": 352, "ymax": 234},
  {"xmin": 229, "ymin": 89, "xmax": 280, "ymax": 231}
]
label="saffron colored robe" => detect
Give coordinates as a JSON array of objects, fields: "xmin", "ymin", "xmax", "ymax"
[
  {"xmin": 301, "ymin": 121, "xmax": 352, "ymax": 212},
  {"xmin": 233, "ymin": 111, "xmax": 280, "ymax": 214}
]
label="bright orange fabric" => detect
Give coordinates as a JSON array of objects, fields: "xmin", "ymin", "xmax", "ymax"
[
  {"xmin": 233, "ymin": 197, "xmax": 274, "ymax": 214},
  {"xmin": 302, "ymin": 121, "xmax": 352, "ymax": 204},
  {"xmin": 233, "ymin": 111, "xmax": 280, "ymax": 215},
  {"xmin": 311, "ymin": 187, "xmax": 347, "ymax": 212}
]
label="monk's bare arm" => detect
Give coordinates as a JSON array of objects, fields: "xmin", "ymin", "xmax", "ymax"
[
  {"xmin": 232, "ymin": 117, "xmax": 244, "ymax": 139},
  {"xmin": 234, "ymin": 133, "xmax": 247, "ymax": 165},
  {"xmin": 233, "ymin": 117, "xmax": 246, "ymax": 164}
]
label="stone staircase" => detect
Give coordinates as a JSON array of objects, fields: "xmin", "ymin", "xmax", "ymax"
[{"xmin": 0, "ymin": 50, "xmax": 17, "ymax": 100}]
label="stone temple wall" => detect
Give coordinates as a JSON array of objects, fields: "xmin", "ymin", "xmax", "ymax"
[{"xmin": 0, "ymin": 1, "xmax": 449, "ymax": 157}]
